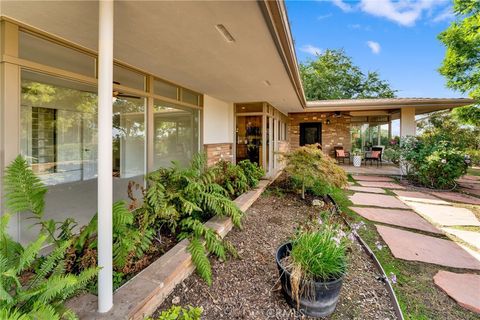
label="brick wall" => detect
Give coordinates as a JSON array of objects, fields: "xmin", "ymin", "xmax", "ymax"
[
  {"xmin": 288, "ymin": 112, "xmax": 351, "ymax": 157},
  {"xmin": 204, "ymin": 143, "xmax": 233, "ymax": 166}
]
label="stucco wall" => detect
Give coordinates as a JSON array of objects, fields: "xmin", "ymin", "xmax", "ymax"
[
  {"xmin": 288, "ymin": 112, "xmax": 351, "ymax": 157},
  {"xmin": 203, "ymin": 95, "xmax": 234, "ymax": 144}
]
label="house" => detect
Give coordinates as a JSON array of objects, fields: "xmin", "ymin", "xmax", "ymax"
[{"xmin": 0, "ymin": 0, "xmax": 474, "ymax": 313}]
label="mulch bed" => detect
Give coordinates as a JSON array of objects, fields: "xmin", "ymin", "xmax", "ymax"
[{"xmin": 155, "ymin": 189, "xmax": 397, "ymax": 319}]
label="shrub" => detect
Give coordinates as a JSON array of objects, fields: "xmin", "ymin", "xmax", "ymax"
[
  {"xmin": 290, "ymin": 227, "xmax": 347, "ymax": 282},
  {"xmin": 383, "ymin": 147, "xmax": 401, "ymax": 165},
  {"xmin": 150, "ymin": 305, "xmax": 202, "ymax": 320},
  {"xmin": 213, "ymin": 160, "xmax": 249, "ymax": 197},
  {"xmin": 400, "ymin": 137, "xmax": 467, "ymax": 189},
  {"xmin": 237, "ymin": 159, "xmax": 265, "ymax": 188},
  {"xmin": 282, "ymin": 144, "xmax": 348, "ymax": 199}
]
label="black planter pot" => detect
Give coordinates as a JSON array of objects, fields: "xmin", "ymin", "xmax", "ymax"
[{"xmin": 275, "ymin": 242, "xmax": 344, "ymax": 318}]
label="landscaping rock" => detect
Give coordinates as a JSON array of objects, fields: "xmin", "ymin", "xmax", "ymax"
[
  {"xmin": 433, "ymin": 271, "xmax": 480, "ymax": 314},
  {"xmin": 376, "ymin": 225, "xmax": 480, "ymax": 270},
  {"xmin": 442, "ymin": 227, "xmax": 480, "ymax": 250}
]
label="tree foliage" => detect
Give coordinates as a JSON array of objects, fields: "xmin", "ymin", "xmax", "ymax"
[
  {"xmin": 282, "ymin": 144, "xmax": 348, "ymax": 199},
  {"xmin": 438, "ymin": 0, "xmax": 480, "ymax": 126},
  {"xmin": 300, "ymin": 49, "xmax": 396, "ymax": 100}
]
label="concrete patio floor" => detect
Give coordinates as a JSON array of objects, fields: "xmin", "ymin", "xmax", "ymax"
[{"xmin": 340, "ymin": 164, "xmax": 401, "ymax": 176}]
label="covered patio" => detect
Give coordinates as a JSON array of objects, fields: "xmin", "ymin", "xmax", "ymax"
[
  {"xmin": 340, "ymin": 163, "xmax": 401, "ymax": 176},
  {"xmin": 288, "ymin": 98, "xmax": 475, "ymax": 161}
]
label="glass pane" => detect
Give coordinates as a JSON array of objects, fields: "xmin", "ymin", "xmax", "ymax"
[
  {"xmin": 236, "ymin": 116, "xmax": 262, "ymax": 166},
  {"xmin": 181, "ymin": 89, "xmax": 199, "ymax": 106},
  {"xmin": 113, "ymin": 97, "xmax": 146, "ymax": 178},
  {"xmin": 113, "ymin": 65, "xmax": 146, "ymax": 91},
  {"xmin": 153, "ymin": 100, "xmax": 200, "ymax": 169},
  {"xmin": 20, "ymin": 70, "xmax": 98, "ymax": 244},
  {"xmin": 154, "ymin": 79, "xmax": 178, "ymax": 100},
  {"xmin": 19, "ymin": 31, "xmax": 95, "ymax": 77}
]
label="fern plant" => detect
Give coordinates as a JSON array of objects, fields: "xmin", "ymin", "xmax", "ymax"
[
  {"xmin": 0, "ymin": 215, "xmax": 97, "ymax": 320},
  {"xmin": 140, "ymin": 153, "xmax": 243, "ymax": 284},
  {"xmin": 237, "ymin": 159, "xmax": 265, "ymax": 188},
  {"xmin": 213, "ymin": 160, "xmax": 249, "ymax": 197}
]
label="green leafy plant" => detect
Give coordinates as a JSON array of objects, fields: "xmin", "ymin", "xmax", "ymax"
[
  {"xmin": 290, "ymin": 227, "xmax": 347, "ymax": 282},
  {"xmin": 1, "ymin": 177, "xmax": 97, "ymax": 320},
  {"xmin": 213, "ymin": 160, "xmax": 249, "ymax": 197},
  {"xmin": 400, "ymin": 136, "xmax": 467, "ymax": 189},
  {"xmin": 237, "ymin": 159, "xmax": 265, "ymax": 188},
  {"xmin": 149, "ymin": 305, "xmax": 202, "ymax": 320},
  {"xmin": 137, "ymin": 153, "xmax": 243, "ymax": 284},
  {"xmin": 282, "ymin": 144, "xmax": 348, "ymax": 199}
]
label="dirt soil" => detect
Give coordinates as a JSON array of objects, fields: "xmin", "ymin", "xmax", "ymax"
[{"xmin": 156, "ymin": 189, "xmax": 397, "ymax": 319}]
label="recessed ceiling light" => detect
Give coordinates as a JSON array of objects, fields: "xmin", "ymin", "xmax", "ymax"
[
  {"xmin": 263, "ymin": 80, "xmax": 271, "ymax": 86},
  {"xmin": 215, "ymin": 24, "xmax": 235, "ymax": 43}
]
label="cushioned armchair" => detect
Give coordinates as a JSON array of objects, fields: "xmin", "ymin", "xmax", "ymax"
[
  {"xmin": 364, "ymin": 147, "xmax": 383, "ymax": 167},
  {"xmin": 333, "ymin": 146, "xmax": 350, "ymax": 164}
]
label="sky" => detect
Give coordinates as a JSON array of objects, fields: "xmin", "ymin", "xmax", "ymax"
[{"xmin": 285, "ymin": 0, "xmax": 464, "ymax": 98}]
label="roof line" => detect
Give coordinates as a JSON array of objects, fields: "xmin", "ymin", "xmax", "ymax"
[{"xmin": 258, "ymin": 0, "xmax": 306, "ymax": 110}]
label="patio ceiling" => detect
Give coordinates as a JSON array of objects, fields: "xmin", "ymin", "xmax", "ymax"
[
  {"xmin": 304, "ymin": 98, "xmax": 476, "ymax": 115},
  {"xmin": 1, "ymin": 1, "xmax": 305, "ymax": 113}
]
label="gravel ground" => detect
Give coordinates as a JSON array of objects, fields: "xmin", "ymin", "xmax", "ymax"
[{"xmin": 156, "ymin": 190, "xmax": 397, "ymax": 319}]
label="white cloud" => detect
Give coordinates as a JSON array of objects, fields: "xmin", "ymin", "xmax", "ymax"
[
  {"xmin": 432, "ymin": 6, "xmax": 455, "ymax": 23},
  {"xmin": 367, "ymin": 41, "xmax": 381, "ymax": 54},
  {"xmin": 300, "ymin": 44, "xmax": 322, "ymax": 56},
  {"xmin": 332, "ymin": 0, "xmax": 353, "ymax": 12},
  {"xmin": 359, "ymin": 0, "xmax": 444, "ymax": 27},
  {"xmin": 317, "ymin": 13, "xmax": 333, "ymax": 21}
]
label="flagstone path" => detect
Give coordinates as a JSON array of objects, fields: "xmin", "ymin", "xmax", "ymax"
[{"xmin": 347, "ymin": 175, "xmax": 480, "ymax": 314}]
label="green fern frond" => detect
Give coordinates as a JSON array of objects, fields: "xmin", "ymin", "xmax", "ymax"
[
  {"xmin": 187, "ymin": 238, "xmax": 212, "ymax": 286},
  {"xmin": 17, "ymin": 233, "xmax": 47, "ymax": 273},
  {"xmin": 4, "ymin": 155, "xmax": 47, "ymax": 216}
]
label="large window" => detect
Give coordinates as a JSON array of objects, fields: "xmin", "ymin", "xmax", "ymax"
[
  {"xmin": 153, "ymin": 100, "xmax": 199, "ymax": 169},
  {"xmin": 21, "ymin": 70, "xmax": 98, "ymax": 185}
]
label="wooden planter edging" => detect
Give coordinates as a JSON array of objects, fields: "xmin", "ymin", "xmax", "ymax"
[{"xmin": 68, "ymin": 178, "xmax": 273, "ymax": 320}]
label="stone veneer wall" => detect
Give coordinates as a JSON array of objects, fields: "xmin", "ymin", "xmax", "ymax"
[
  {"xmin": 204, "ymin": 143, "xmax": 233, "ymax": 166},
  {"xmin": 288, "ymin": 112, "xmax": 351, "ymax": 157}
]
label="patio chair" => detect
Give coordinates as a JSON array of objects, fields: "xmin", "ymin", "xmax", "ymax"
[
  {"xmin": 334, "ymin": 146, "xmax": 350, "ymax": 164},
  {"xmin": 364, "ymin": 147, "xmax": 382, "ymax": 167}
]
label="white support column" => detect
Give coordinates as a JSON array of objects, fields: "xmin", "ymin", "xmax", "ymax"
[
  {"xmin": 97, "ymin": 0, "xmax": 114, "ymax": 313},
  {"xmin": 388, "ymin": 117, "xmax": 392, "ymax": 140},
  {"xmin": 400, "ymin": 107, "xmax": 416, "ymax": 138}
]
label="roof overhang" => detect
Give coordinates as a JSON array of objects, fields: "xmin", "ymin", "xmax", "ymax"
[
  {"xmin": 302, "ymin": 98, "xmax": 477, "ymax": 115},
  {"xmin": 1, "ymin": 1, "xmax": 306, "ymax": 113}
]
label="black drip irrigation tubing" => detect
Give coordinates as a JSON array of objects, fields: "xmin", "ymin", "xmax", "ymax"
[{"xmin": 324, "ymin": 194, "xmax": 405, "ymax": 320}]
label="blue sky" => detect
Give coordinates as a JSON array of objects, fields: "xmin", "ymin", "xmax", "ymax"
[{"xmin": 285, "ymin": 0, "xmax": 464, "ymax": 98}]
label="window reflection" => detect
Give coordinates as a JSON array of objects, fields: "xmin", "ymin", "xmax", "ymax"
[{"xmin": 153, "ymin": 100, "xmax": 199, "ymax": 168}]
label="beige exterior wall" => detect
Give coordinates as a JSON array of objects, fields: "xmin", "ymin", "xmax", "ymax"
[
  {"xmin": 203, "ymin": 96, "xmax": 234, "ymax": 145},
  {"xmin": 400, "ymin": 106, "xmax": 416, "ymax": 137},
  {"xmin": 288, "ymin": 112, "xmax": 351, "ymax": 157}
]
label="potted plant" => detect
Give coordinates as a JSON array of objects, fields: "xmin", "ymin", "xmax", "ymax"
[
  {"xmin": 352, "ymin": 149, "xmax": 362, "ymax": 167},
  {"xmin": 276, "ymin": 226, "xmax": 347, "ymax": 317}
]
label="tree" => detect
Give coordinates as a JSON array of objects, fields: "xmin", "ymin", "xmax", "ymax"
[
  {"xmin": 438, "ymin": 0, "xmax": 480, "ymax": 126},
  {"xmin": 300, "ymin": 49, "xmax": 396, "ymax": 100}
]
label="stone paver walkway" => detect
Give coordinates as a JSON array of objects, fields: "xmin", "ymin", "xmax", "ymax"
[
  {"xmin": 405, "ymin": 202, "xmax": 480, "ymax": 227},
  {"xmin": 433, "ymin": 271, "xmax": 480, "ymax": 314},
  {"xmin": 351, "ymin": 207, "xmax": 440, "ymax": 234},
  {"xmin": 356, "ymin": 181, "xmax": 406, "ymax": 189},
  {"xmin": 347, "ymin": 186, "xmax": 386, "ymax": 194},
  {"xmin": 376, "ymin": 225, "xmax": 480, "ymax": 270},
  {"xmin": 349, "ymin": 193, "xmax": 410, "ymax": 209},
  {"xmin": 348, "ymin": 174, "xmax": 480, "ymax": 314},
  {"xmin": 442, "ymin": 228, "xmax": 480, "ymax": 250},
  {"xmin": 352, "ymin": 175, "xmax": 395, "ymax": 182},
  {"xmin": 430, "ymin": 192, "xmax": 480, "ymax": 205}
]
